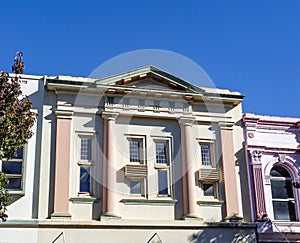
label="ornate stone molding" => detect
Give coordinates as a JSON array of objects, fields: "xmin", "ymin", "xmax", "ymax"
[
  {"xmin": 102, "ymin": 111, "xmax": 119, "ymax": 120},
  {"xmin": 249, "ymin": 150, "xmax": 262, "ymax": 164},
  {"xmin": 278, "ymin": 153, "xmax": 286, "ymax": 162},
  {"xmin": 178, "ymin": 116, "xmax": 195, "ymax": 126},
  {"xmin": 218, "ymin": 121, "xmax": 235, "ymax": 130}
]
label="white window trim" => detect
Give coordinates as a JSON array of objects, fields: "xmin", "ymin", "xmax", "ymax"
[
  {"xmin": 197, "ymin": 139, "xmax": 215, "ymax": 168},
  {"xmin": 126, "ymin": 135, "xmax": 146, "ymax": 165},
  {"xmin": 152, "ymin": 136, "xmax": 173, "ymax": 198},
  {"xmin": 0, "ymin": 146, "xmax": 27, "ymax": 195},
  {"xmin": 77, "ymin": 133, "xmax": 95, "ymax": 196}
]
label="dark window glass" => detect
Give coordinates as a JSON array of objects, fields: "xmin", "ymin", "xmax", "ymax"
[
  {"xmin": 12, "ymin": 148, "xmax": 23, "ymax": 159},
  {"xmin": 158, "ymin": 170, "xmax": 168, "ymax": 195},
  {"xmin": 80, "ymin": 167, "xmax": 90, "ymax": 193},
  {"xmin": 2, "ymin": 162, "xmax": 22, "ymax": 175},
  {"xmin": 273, "ymin": 201, "xmax": 296, "ymax": 221},
  {"xmin": 271, "ymin": 180, "xmax": 294, "ymax": 199},
  {"xmin": 4, "ymin": 178, "xmax": 22, "ymax": 189},
  {"xmin": 270, "ymin": 166, "xmax": 291, "ymax": 177},
  {"xmin": 130, "ymin": 181, "xmax": 141, "ymax": 194},
  {"xmin": 203, "ymin": 184, "xmax": 214, "ymax": 197}
]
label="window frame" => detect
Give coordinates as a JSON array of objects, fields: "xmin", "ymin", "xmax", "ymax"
[
  {"xmin": 270, "ymin": 166, "xmax": 297, "ymax": 221},
  {"xmin": 77, "ymin": 134, "xmax": 94, "ymax": 196},
  {"xmin": 153, "ymin": 137, "xmax": 172, "ymax": 197},
  {"xmin": 198, "ymin": 140, "xmax": 215, "ymax": 168},
  {"xmin": 201, "ymin": 182, "xmax": 217, "ymax": 199},
  {"xmin": 127, "ymin": 136, "xmax": 146, "ymax": 165},
  {"xmin": 1, "ymin": 146, "xmax": 26, "ymax": 194}
]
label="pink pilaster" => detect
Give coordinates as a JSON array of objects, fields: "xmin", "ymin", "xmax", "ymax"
[
  {"xmin": 179, "ymin": 117, "xmax": 198, "ymax": 218},
  {"xmin": 219, "ymin": 122, "xmax": 240, "ymax": 217},
  {"xmin": 252, "ymin": 164, "xmax": 266, "ymax": 218},
  {"xmin": 101, "ymin": 112, "xmax": 120, "ymax": 219},
  {"xmin": 51, "ymin": 110, "xmax": 73, "ymax": 219}
]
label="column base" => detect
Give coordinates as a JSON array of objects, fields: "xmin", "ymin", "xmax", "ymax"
[
  {"xmin": 51, "ymin": 212, "xmax": 72, "ymax": 219},
  {"xmin": 182, "ymin": 214, "xmax": 203, "ymax": 221},
  {"xmin": 100, "ymin": 212, "xmax": 121, "ymax": 221}
]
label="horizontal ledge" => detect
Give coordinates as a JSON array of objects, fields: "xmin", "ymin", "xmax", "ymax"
[
  {"xmin": 8, "ymin": 190, "xmax": 25, "ymax": 196},
  {"xmin": 70, "ymin": 197, "xmax": 100, "ymax": 204},
  {"xmin": 120, "ymin": 198, "xmax": 178, "ymax": 206},
  {"xmin": 197, "ymin": 200, "xmax": 224, "ymax": 207}
]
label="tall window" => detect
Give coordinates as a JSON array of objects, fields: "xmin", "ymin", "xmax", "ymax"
[
  {"xmin": 155, "ymin": 140, "xmax": 170, "ymax": 196},
  {"xmin": 129, "ymin": 140, "xmax": 142, "ymax": 163},
  {"xmin": 79, "ymin": 137, "xmax": 92, "ymax": 194},
  {"xmin": 2, "ymin": 148, "xmax": 24, "ymax": 190},
  {"xmin": 270, "ymin": 166, "xmax": 296, "ymax": 221},
  {"xmin": 201, "ymin": 144, "xmax": 211, "ymax": 166}
]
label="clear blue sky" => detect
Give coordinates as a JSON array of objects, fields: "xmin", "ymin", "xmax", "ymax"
[{"xmin": 1, "ymin": 1, "xmax": 299, "ymax": 118}]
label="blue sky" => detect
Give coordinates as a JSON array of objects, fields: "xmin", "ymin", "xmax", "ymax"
[{"xmin": 0, "ymin": 1, "xmax": 299, "ymax": 117}]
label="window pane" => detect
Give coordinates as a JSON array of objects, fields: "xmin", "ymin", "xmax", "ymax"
[
  {"xmin": 130, "ymin": 181, "xmax": 141, "ymax": 194},
  {"xmin": 4, "ymin": 178, "xmax": 22, "ymax": 190},
  {"xmin": 156, "ymin": 142, "xmax": 168, "ymax": 164},
  {"xmin": 2, "ymin": 162, "xmax": 22, "ymax": 175},
  {"xmin": 12, "ymin": 148, "xmax": 23, "ymax": 159},
  {"xmin": 273, "ymin": 201, "xmax": 296, "ymax": 221},
  {"xmin": 81, "ymin": 138, "xmax": 92, "ymax": 161},
  {"xmin": 270, "ymin": 166, "xmax": 291, "ymax": 177},
  {"xmin": 158, "ymin": 170, "xmax": 168, "ymax": 195},
  {"xmin": 271, "ymin": 180, "xmax": 293, "ymax": 199},
  {"xmin": 203, "ymin": 184, "xmax": 214, "ymax": 197},
  {"xmin": 80, "ymin": 167, "xmax": 91, "ymax": 193},
  {"xmin": 130, "ymin": 141, "xmax": 141, "ymax": 163},
  {"xmin": 201, "ymin": 145, "xmax": 211, "ymax": 166}
]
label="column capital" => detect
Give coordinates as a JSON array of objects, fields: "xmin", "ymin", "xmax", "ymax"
[
  {"xmin": 218, "ymin": 121, "xmax": 235, "ymax": 130},
  {"xmin": 102, "ymin": 111, "xmax": 119, "ymax": 120},
  {"xmin": 249, "ymin": 150, "xmax": 262, "ymax": 164},
  {"xmin": 178, "ymin": 116, "xmax": 195, "ymax": 126},
  {"xmin": 55, "ymin": 109, "xmax": 74, "ymax": 118}
]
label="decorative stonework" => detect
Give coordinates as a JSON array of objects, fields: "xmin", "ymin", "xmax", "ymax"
[
  {"xmin": 278, "ymin": 153, "xmax": 286, "ymax": 162},
  {"xmin": 250, "ymin": 150, "xmax": 262, "ymax": 164}
]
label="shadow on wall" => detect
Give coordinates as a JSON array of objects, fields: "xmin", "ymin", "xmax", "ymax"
[
  {"xmin": 188, "ymin": 226, "xmax": 257, "ymax": 243},
  {"xmin": 235, "ymin": 118, "xmax": 252, "ymax": 222}
]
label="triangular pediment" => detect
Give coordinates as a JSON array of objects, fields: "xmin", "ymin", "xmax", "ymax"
[{"xmin": 95, "ymin": 66, "xmax": 204, "ymax": 94}]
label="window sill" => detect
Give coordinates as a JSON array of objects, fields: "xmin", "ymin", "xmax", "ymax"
[
  {"xmin": 77, "ymin": 160, "xmax": 94, "ymax": 166},
  {"xmin": 197, "ymin": 200, "xmax": 224, "ymax": 207},
  {"xmin": 8, "ymin": 190, "xmax": 25, "ymax": 196},
  {"xmin": 70, "ymin": 196, "xmax": 99, "ymax": 204},
  {"xmin": 121, "ymin": 198, "xmax": 178, "ymax": 206}
]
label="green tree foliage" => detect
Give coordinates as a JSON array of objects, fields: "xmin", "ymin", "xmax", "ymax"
[{"xmin": 0, "ymin": 52, "xmax": 36, "ymax": 221}]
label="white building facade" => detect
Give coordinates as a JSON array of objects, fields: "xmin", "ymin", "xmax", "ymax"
[{"xmin": 0, "ymin": 68, "xmax": 256, "ymax": 242}]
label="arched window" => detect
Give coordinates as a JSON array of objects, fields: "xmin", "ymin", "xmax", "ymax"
[{"xmin": 270, "ymin": 166, "xmax": 296, "ymax": 221}]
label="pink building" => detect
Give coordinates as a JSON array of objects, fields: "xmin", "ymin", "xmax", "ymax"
[{"xmin": 243, "ymin": 113, "xmax": 300, "ymax": 242}]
